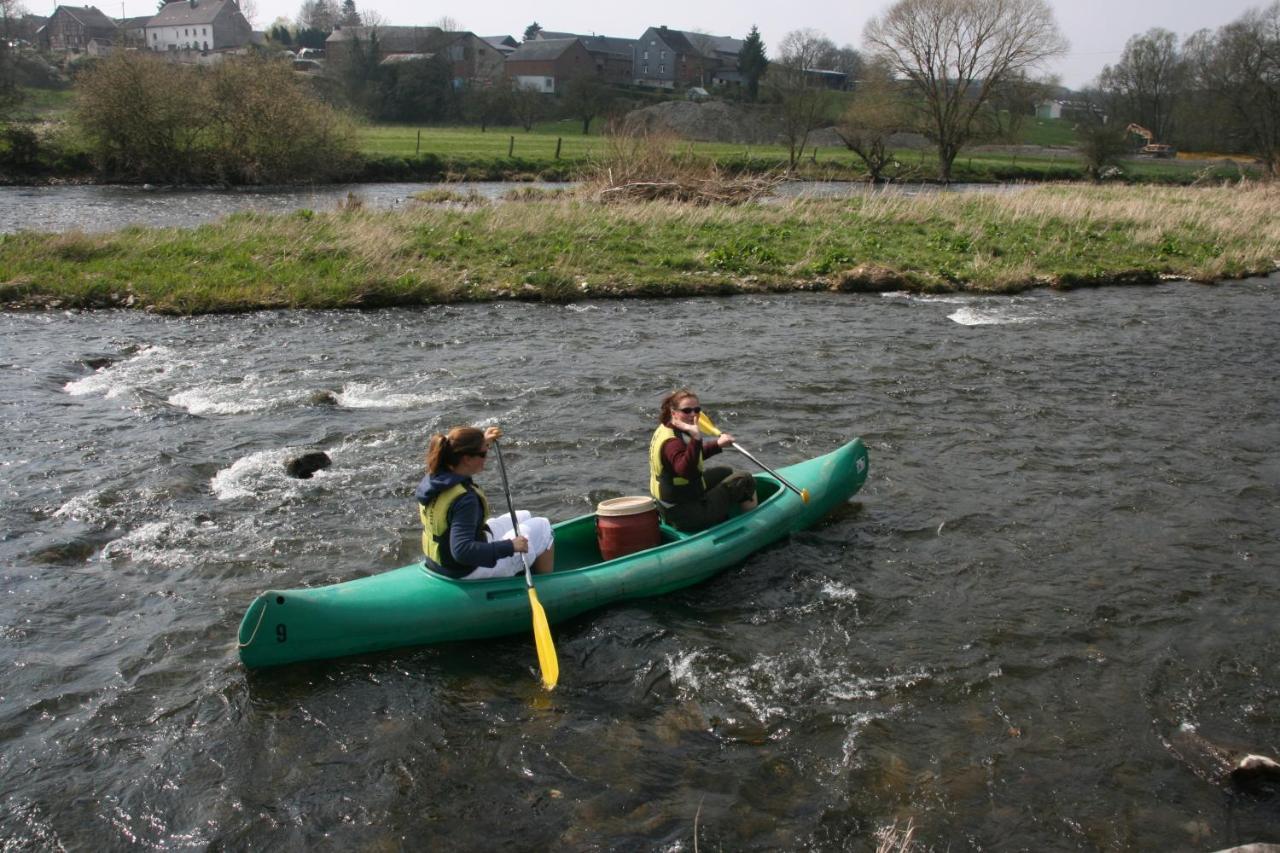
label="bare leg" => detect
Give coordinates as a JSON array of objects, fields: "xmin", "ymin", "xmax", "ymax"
[{"xmin": 532, "ymin": 545, "xmax": 555, "ymax": 575}]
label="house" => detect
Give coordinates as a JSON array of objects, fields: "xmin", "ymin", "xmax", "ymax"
[
  {"xmin": 633, "ymin": 25, "xmax": 740, "ymax": 89},
  {"xmin": 38, "ymin": 5, "xmax": 117, "ymax": 53},
  {"xmin": 803, "ymin": 68, "xmax": 849, "ymax": 90},
  {"xmin": 144, "ymin": 0, "xmax": 251, "ymax": 52},
  {"xmin": 1035, "ymin": 99, "xmax": 1062, "ymax": 120},
  {"xmin": 503, "ymin": 37, "xmax": 593, "ymax": 93},
  {"xmin": 326, "ymin": 27, "xmax": 505, "ymax": 85},
  {"xmin": 483, "ymin": 35, "xmax": 519, "ymax": 56},
  {"xmin": 116, "ymin": 15, "xmax": 152, "ymax": 47},
  {"xmin": 534, "ymin": 29, "xmax": 636, "ymax": 84}
]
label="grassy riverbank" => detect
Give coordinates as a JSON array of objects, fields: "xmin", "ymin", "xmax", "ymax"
[{"xmin": 1, "ymin": 183, "xmax": 1276, "ymax": 313}]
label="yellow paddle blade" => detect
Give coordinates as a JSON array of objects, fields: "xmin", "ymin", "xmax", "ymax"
[
  {"xmin": 801, "ymin": 488, "xmax": 811, "ymax": 504},
  {"xmin": 697, "ymin": 412, "xmax": 721, "ymax": 436},
  {"xmin": 527, "ymin": 587, "xmax": 559, "ymax": 690}
]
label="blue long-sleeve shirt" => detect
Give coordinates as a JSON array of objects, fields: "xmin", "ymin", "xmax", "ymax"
[{"xmin": 416, "ymin": 472, "xmax": 515, "ymax": 568}]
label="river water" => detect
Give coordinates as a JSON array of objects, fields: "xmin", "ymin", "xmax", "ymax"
[
  {"xmin": 0, "ymin": 180, "xmax": 1000, "ymax": 235},
  {"xmin": 2, "ymin": 280, "xmax": 1278, "ymax": 849}
]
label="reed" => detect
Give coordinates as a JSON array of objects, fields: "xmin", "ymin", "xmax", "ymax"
[{"xmin": 1, "ymin": 183, "xmax": 1275, "ymax": 313}]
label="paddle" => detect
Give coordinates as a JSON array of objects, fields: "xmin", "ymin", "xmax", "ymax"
[
  {"xmin": 491, "ymin": 437, "xmax": 559, "ymax": 690},
  {"xmin": 697, "ymin": 412, "xmax": 810, "ymax": 504}
]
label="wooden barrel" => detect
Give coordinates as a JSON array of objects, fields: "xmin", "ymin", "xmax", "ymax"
[{"xmin": 596, "ymin": 496, "xmax": 660, "ymax": 561}]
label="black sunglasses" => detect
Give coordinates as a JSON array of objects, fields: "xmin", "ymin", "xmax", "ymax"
[{"xmin": 678, "ymin": 406, "xmax": 702, "ymax": 415}]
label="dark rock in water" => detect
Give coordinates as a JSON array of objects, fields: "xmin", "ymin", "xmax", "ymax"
[
  {"xmin": 1168, "ymin": 725, "xmax": 1280, "ymax": 795},
  {"xmin": 285, "ymin": 451, "xmax": 331, "ymax": 479},
  {"xmin": 83, "ymin": 356, "xmax": 115, "ymax": 370},
  {"xmin": 1232, "ymin": 754, "xmax": 1280, "ymax": 793},
  {"xmin": 307, "ymin": 390, "xmax": 340, "ymax": 406}
]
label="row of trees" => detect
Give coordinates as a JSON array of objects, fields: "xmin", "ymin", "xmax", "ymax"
[
  {"xmin": 1094, "ymin": 4, "xmax": 1280, "ymax": 173},
  {"xmin": 755, "ymin": 0, "xmax": 1064, "ymax": 179}
]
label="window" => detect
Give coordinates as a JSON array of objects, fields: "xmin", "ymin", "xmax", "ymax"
[
  {"xmin": 659, "ymin": 64, "xmax": 664, "ymax": 73},
  {"xmin": 643, "ymin": 50, "xmax": 647, "ymax": 59},
  {"xmin": 660, "ymin": 50, "xmax": 665, "ymax": 60},
  {"xmin": 202, "ymin": 27, "xmax": 207, "ymax": 35}
]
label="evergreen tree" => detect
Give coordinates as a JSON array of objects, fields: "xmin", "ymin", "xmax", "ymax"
[
  {"xmin": 523, "ymin": 22, "xmax": 541, "ymax": 42},
  {"xmin": 739, "ymin": 25, "xmax": 768, "ymax": 101},
  {"xmin": 339, "ymin": 0, "xmax": 360, "ymax": 27}
]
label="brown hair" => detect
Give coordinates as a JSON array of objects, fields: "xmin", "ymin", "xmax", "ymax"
[
  {"xmin": 425, "ymin": 426, "xmax": 485, "ymax": 474},
  {"xmin": 658, "ymin": 388, "xmax": 698, "ymax": 427}
]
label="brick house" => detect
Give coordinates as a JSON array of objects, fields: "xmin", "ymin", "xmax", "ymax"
[
  {"xmin": 504, "ymin": 37, "xmax": 595, "ymax": 93},
  {"xmin": 38, "ymin": 5, "xmax": 117, "ymax": 53},
  {"xmin": 326, "ymin": 26, "xmax": 505, "ymax": 86},
  {"xmin": 144, "ymin": 0, "xmax": 251, "ymax": 52},
  {"xmin": 534, "ymin": 30, "xmax": 636, "ymax": 85}
]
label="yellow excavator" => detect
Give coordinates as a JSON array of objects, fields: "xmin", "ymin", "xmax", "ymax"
[{"xmin": 1125, "ymin": 123, "xmax": 1177, "ymax": 158}]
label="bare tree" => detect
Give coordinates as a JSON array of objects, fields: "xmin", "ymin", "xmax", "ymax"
[
  {"xmin": 864, "ymin": 0, "xmax": 1067, "ymax": 182},
  {"xmin": 766, "ymin": 28, "xmax": 839, "ymax": 169},
  {"xmin": 434, "ymin": 16, "xmax": 460, "ymax": 32},
  {"xmin": 561, "ymin": 73, "xmax": 612, "ymax": 134},
  {"xmin": 510, "ymin": 83, "xmax": 545, "ymax": 132},
  {"xmin": 1098, "ymin": 28, "xmax": 1186, "ymax": 144},
  {"xmin": 835, "ymin": 59, "xmax": 911, "ymax": 181}
]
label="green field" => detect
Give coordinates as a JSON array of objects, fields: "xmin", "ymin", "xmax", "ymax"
[{"xmin": 356, "ymin": 122, "xmax": 1249, "ymax": 185}]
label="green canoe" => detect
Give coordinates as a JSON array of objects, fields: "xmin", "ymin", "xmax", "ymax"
[{"xmin": 237, "ymin": 438, "xmax": 869, "ymax": 669}]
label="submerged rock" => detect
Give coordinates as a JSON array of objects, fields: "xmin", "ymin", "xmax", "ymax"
[
  {"xmin": 285, "ymin": 451, "xmax": 331, "ymax": 479},
  {"xmin": 1168, "ymin": 725, "xmax": 1280, "ymax": 794},
  {"xmin": 307, "ymin": 390, "xmax": 339, "ymax": 406}
]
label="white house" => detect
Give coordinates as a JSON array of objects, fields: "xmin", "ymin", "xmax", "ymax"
[{"xmin": 144, "ymin": 0, "xmax": 250, "ymax": 53}]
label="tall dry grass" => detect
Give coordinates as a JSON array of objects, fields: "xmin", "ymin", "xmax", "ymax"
[{"xmin": 578, "ymin": 128, "xmax": 782, "ymax": 205}]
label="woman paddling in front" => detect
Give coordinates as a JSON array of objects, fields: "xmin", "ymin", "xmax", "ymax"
[
  {"xmin": 649, "ymin": 388, "xmax": 758, "ymax": 533},
  {"xmin": 416, "ymin": 425, "xmax": 554, "ymax": 579}
]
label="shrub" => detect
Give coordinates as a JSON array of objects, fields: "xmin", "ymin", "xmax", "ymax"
[{"xmin": 74, "ymin": 52, "xmax": 359, "ymax": 185}]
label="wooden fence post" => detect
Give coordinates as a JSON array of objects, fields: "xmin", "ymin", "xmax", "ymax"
[
  {"xmin": 416, "ymin": 129, "xmax": 420, "ymax": 156},
  {"xmin": 555, "ymin": 137, "xmax": 562, "ymax": 160},
  {"xmin": 509, "ymin": 136, "xmax": 515, "ymax": 158}
]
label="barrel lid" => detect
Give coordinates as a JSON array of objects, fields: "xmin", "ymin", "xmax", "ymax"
[{"xmin": 596, "ymin": 496, "xmax": 657, "ymax": 517}]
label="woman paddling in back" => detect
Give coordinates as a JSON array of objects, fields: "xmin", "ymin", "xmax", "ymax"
[
  {"xmin": 649, "ymin": 389, "xmax": 758, "ymax": 533},
  {"xmin": 416, "ymin": 426, "xmax": 554, "ymax": 579}
]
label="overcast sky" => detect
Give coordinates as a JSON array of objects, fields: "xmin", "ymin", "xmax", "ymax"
[{"xmin": 106, "ymin": 0, "xmax": 1269, "ymax": 89}]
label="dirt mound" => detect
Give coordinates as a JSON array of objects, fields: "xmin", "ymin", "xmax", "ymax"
[{"xmin": 620, "ymin": 100, "xmax": 931, "ymax": 152}]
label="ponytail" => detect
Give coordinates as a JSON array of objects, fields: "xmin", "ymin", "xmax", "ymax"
[{"xmin": 425, "ymin": 426, "xmax": 486, "ymax": 473}]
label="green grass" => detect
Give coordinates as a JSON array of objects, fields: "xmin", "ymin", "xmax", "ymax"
[
  {"xmin": 1021, "ymin": 117, "xmax": 1079, "ymax": 147},
  {"xmin": 1, "ymin": 183, "xmax": 1274, "ymax": 313}
]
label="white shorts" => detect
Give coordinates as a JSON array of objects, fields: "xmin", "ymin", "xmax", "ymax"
[{"xmin": 460, "ymin": 511, "xmax": 555, "ymax": 580}]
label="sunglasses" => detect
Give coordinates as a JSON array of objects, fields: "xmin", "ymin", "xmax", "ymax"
[{"xmin": 678, "ymin": 406, "xmax": 702, "ymax": 415}]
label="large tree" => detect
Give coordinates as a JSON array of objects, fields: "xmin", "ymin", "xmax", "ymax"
[
  {"xmin": 1184, "ymin": 2, "xmax": 1280, "ymax": 174},
  {"xmin": 864, "ymin": 0, "xmax": 1067, "ymax": 182},
  {"xmin": 739, "ymin": 25, "xmax": 768, "ymax": 101},
  {"xmin": 1098, "ymin": 28, "xmax": 1186, "ymax": 144},
  {"xmin": 766, "ymin": 28, "xmax": 839, "ymax": 169}
]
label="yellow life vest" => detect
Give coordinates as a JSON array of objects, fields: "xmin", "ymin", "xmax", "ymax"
[
  {"xmin": 649, "ymin": 424, "xmax": 705, "ymax": 504},
  {"xmin": 420, "ymin": 481, "xmax": 491, "ymax": 573}
]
